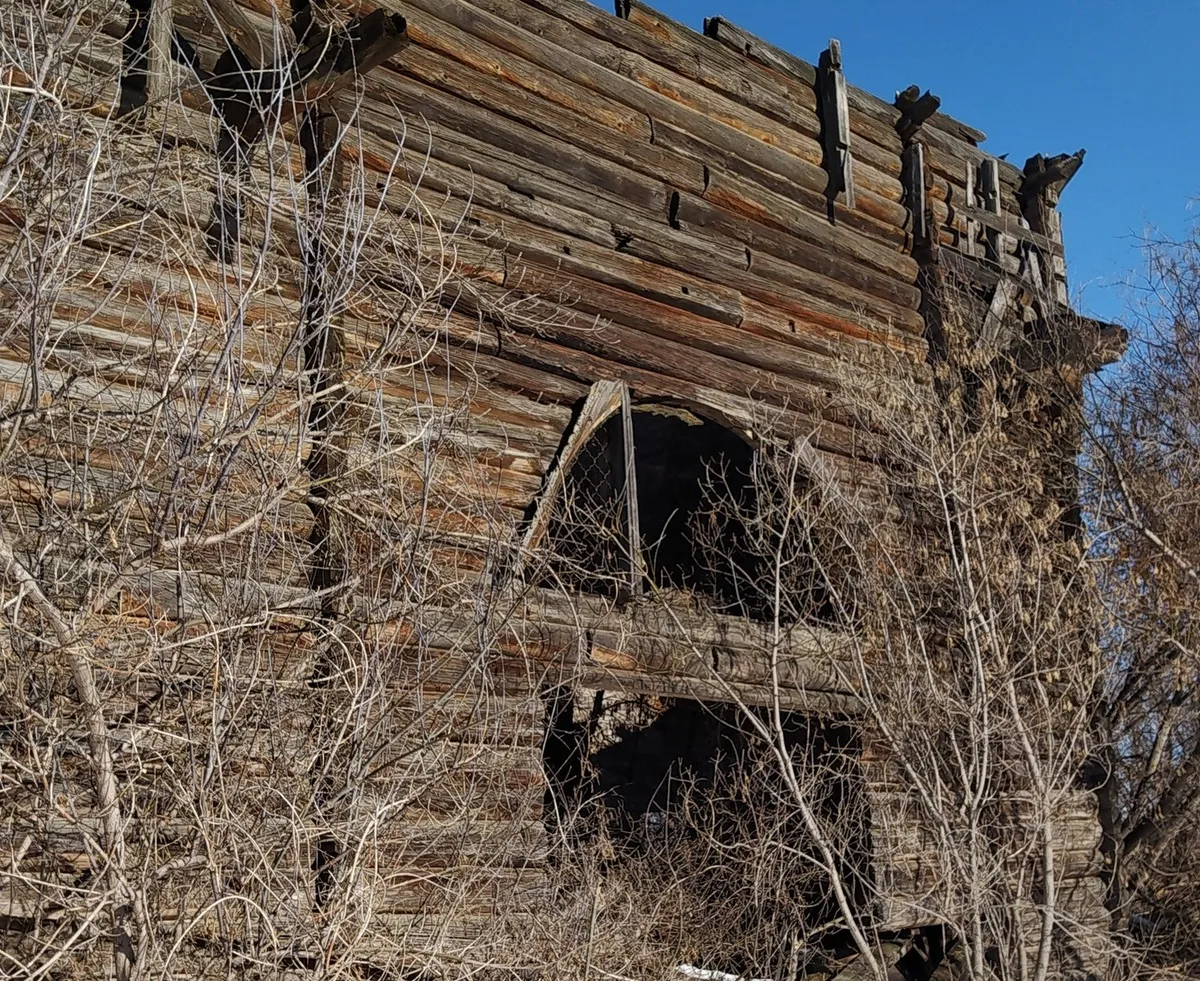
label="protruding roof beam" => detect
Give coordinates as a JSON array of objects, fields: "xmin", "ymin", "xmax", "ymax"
[
  {"xmin": 894, "ymin": 85, "xmax": 941, "ymax": 142},
  {"xmin": 1019, "ymin": 149, "xmax": 1085, "ymax": 240},
  {"xmin": 1022, "ymin": 149, "xmax": 1087, "ymax": 202}
]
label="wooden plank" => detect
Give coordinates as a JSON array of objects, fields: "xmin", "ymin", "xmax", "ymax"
[
  {"xmin": 367, "ymin": 62, "xmax": 706, "ymax": 194},
  {"xmin": 650, "ymin": 117, "xmax": 909, "ymax": 236},
  {"xmin": 901, "ymin": 142, "xmax": 927, "ymax": 243},
  {"xmin": 620, "ymin": 382, "xmax": 642, "ymax": 592},
  {"xmin": 387, "ymin": 0, "xmax": 906, "ymax": 201},
  {"xmin": 818, "ymin": 39, "xmax": 854, "ymax": 209},
  {"xmin": 357, "ymin": 92, "xmax": 917, "ymax": 309},
  {"xmin": 978, "ymin": 276, "xmax": 1021, "ymax": 349}
]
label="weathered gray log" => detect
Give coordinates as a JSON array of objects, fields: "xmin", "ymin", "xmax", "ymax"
[
  {"xmin": 901, "ymin": 143, "xmax": 928, "ymax": 243},
  {"xmin": 818, "ymin": 39, "xmax": 855, "ymax": 210},
  {"xmin": 651, "ymin": 119, "xmax": 911, "ymax": 239}
]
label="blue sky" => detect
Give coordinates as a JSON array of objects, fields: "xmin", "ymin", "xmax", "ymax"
[{"xmin": 647, "ymin": 0, "xmax": 1200, "ymax": 325}]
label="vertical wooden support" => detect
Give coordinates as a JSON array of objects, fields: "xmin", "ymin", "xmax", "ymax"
[
  {"xmin": 620, "ymin": 384, "xmax": 643, "ymax": 594},
  {"xmin": 979, "ymin": 157, "xmax": 1001, "ymax": 214},
  {"xmin": 978, "ymin": 276, "xmax": 1021, "ymax": 348},
  {"xmin": 144, "ymin": 0, "xmax": 174, "ymax": 108},
  {"xmin": 963, "ymin": 162, "xmax": 979, "ymax": 257},
  {"xmin": 979, "ymin": 156, "xmax": 1016, "ymax": 264},
  {"xmin": 901, "ymin": 143, "xmax": 927, "ymax": 245},
  {"xmin": 818, "ymin": 39, "xmax": 854, "ymax": 212},
  {"xmin": 1020, "ymin": 150, "xmax": 1085, "ymax": 306}
]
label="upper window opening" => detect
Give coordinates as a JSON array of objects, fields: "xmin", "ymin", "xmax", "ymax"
[{"xmin": 528, "ymin": 387, "xmax": 838, "ymax": 626}]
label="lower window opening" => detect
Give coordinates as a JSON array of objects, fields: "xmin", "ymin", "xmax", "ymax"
[{"xmin": 542, "ymin": 686, "xmax": 874, "ymax": 978}]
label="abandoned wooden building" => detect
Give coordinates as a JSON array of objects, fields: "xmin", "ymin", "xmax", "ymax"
[{"xmin": 0, "ymin": 0, "xmax": 1125, "ymax": 977}]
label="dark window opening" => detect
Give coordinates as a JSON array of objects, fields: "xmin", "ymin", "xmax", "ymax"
[
  {"xmin": 542, "ymin": 686, "xmax": 874, "ymax": 977},
  {"xmin": 538, "ymin": 403, "xmax": 838, "ymax": 625}
]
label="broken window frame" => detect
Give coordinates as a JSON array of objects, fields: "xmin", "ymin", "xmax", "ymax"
[
  {"xmin": 516, "ymin": 379, "xmax": 646, "ymax": 590},
  {"xmin": 520, "ymin": 381, "xmax": 847, "ymax": 628}
]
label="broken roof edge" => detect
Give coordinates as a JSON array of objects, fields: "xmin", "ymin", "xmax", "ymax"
[
  {"xmin": 699, "ymin": 13, "xmax": 989, "ymax": 148},
  {"xmin": 607, "ymin": 0, "xmax": 1004, "ymax": 167}
]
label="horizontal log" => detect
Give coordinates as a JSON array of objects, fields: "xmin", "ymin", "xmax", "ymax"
[
  {"xmin": 700, "ymin": 169, "xmax": 916, "ymax": 280},
  {"xmin": 402, "ymin": 12, "xmax": 652, "ymax": 141},
  {"xmin": 365, "ymin": 62, "xmax": 705, "ymax": 197},
  {"xmin": 383, "ymin": 48, "xmax": 707, "ymax": 195},
  {"xmin": 357, "ymin": 91, "xmax": 916, "ymax": 311},
  {"xmin": 738, "ymin": 296, "xmax": 927, "ymax": 364},
  {"xmin": 463, "ymin": 189, "xmax": 920, "ymax": 342},
  {"xmin": 652, "ymin": 119, "xmax": 909, "ymax": 238},
  {"xmin": 511, "ymin": 260, "xmax": 917, "ymax": 382},
  {"xmin": 703, "ymin": 15, "xmax": 986, "ymax": 151},
  {"xmin": 672, "ymin": 190, "xmax": 919, "ymax": 309}
]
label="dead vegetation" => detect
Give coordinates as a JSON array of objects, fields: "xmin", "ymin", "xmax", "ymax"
[{"xmin": 1, "ymin": 2, "xmax": 1198, "ymax": 981}]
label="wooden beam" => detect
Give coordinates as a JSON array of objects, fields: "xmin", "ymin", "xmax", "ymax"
[
  {"xmin": 894, "ymin": 84, "xmax": 940, "ymax": 141},
  {"xmin": 818, "ymin": 38, "xmax": 854, "ymax": 211},
  {"xmin": 901, "ymin": 142, "xmax": 927, "ymax": 244},
  {"xmin": 293, "ymin": 10, "xmax": 410, "ymax": 100},
  {"xmin": 144, "ymin": 0, "xmax": 175, "ymax": 107},
  {"xmin": 978, "ymin": 276, "xmax": 1021, "ymax": 349},
  {"xmin": 619, "ymin": 383, "xmax": 642, "ymax": 594},
  {"xmin": 182, "ymin": 0, "xmax": 291, "ymax": 70},
  {"xmin": 979, "ymin": 156, "xmax": 1001, "ymax": 214}
]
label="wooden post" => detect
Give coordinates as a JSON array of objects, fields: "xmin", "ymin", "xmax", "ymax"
[
  {"xmin": 979, "ymin": 156, "xmax": 1017, "ymax": 263},
  {"xmin": 963, "ymin": 162, "xmax": 979, "ymax": 257},
  {"xmin": 979, "ymin": 157, "xmax": 1001, "ymax": 214},
  {"xmin": 818, "ymin": 39, "xmax": 854, "ymax": 212},
  {"xmin": 144, "ymin": 0, "xmax": 174, "ymax": 110},
  {"xmin": 902, "ymin": 143, "xmax": 927, "ymax": 245},
  {"xmin": 1020, "ymin": 150, "xmax": 1084, "ymax": 305},
  {"xmin": 978, "ymin": 276, "xmax": 1021, "ymax": 349},
  {"xmin": 620, "ymin": 383, "xmax": 643, "ymax": 594}
]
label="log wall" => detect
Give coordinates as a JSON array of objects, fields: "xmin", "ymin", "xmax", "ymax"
[{"xmin": 0, "ymin": 0, "xmax": 1107, "ymax": 972}]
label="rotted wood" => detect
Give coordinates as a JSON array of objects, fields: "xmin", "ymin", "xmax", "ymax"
[
  {"xmin": 1019, "ymin": 149, "xmax": 1085, "ymax": 238},
  {"xmin": 818, "ymin": 38, "xmax": 855, "ymax": 212}
]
